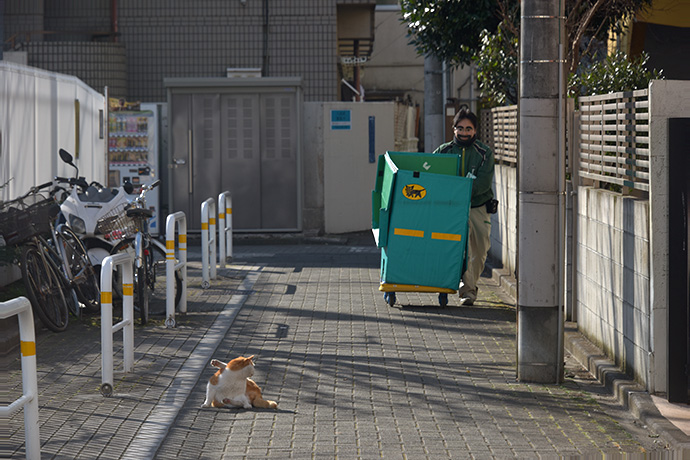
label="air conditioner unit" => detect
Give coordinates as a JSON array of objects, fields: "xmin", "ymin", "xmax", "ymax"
[{"xmin": 226, "ymin": 68, "xmax": 262, "ymax": 78}]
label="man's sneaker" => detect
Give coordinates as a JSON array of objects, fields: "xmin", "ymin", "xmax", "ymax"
[
  {"xmin": 460, "ymin": 296, "xmax": 475, "ymax": 306},
  {"xmin": 460, "ymin": 288, "xmax": 477, "ymax": 306}
]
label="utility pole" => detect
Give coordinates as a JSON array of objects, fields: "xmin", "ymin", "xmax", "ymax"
[
  {"xmin": 424, "ymin": 54, "xmax": 444, "ymax": 151},
  {"xmin": 517, "ymin": 0, "xmax": 567, "ymax": 383}
]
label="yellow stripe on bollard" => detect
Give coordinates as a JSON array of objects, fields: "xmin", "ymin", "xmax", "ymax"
[
  {"xmin": 101, "ymin": 291, "xmax": 112, "ymax": 304},
  {"xmin": 209, "ymin": 218, "xmax": 216, "ymax": 225},
  {"xmin": 431, "ymin": 232, "xmax": 462, "ymax": 242},
  {"xmin": 394, "ymin": 228, "xmax": 424, "ymax": 238},
  {"xmin": 179, "ymin": 235, "xmax": 187, "ymax": 244},
  {"xmin": 20, "ymin": 340, "xmax": 36, "ymax": 357},
  {"xmin": 123, "ymin": 284, "xmax": 134, "ymax": 296},
  {"xmin": 219, "ymin": 212, "xmax": 225, "ymax": 219},
  {"xmin": 167, "ymin": 240, "xmax": 174, "ymax": 249},
  {"xmin": 227, "ymin": 207, "xmax": 232, "ymax": 214},
  {"xmin": 201, "ymin": 223, "xmax": 208, "ymax": 230}
]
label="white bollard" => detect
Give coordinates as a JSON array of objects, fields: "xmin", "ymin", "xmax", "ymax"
[
  {"xmin": 165, "ymin": 211, "xmax": 188, "ymax": 328},
  {"xmin": 100, "ymin": 252, "xmax": 134, "ymax": 397},
  {"xmin": 0, "ymin": 297, "xmax": 40, "ymax": 460},
  {"xmin": 200, "ymin": 197, "xmax": 217, "ymax": 288},
  {"xmin": 218, "ymin": 191, "xmax": 233, "ymax": 269}
]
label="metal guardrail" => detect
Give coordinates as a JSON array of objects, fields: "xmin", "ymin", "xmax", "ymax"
[
  {"xmin": 0, "ymin": 297, "xmax": 40, "ymax": 459},
  {"xmin": 165, "ymin": 211, "xmax": 188, "ymax": 328},
  {"xmin": 218, "ymin": 191, "xmax": 233, "ymax": 269},
  {"xmin": 100, "ymin": 252, "xmax": 134, "ymax": 397},
  {"xmin": 578, "ymin": 89, "xmax": 650, "ymax": 192},
  {"xmin": 200, "ymin": 198, "xmax": 217, "ymax": 289}
]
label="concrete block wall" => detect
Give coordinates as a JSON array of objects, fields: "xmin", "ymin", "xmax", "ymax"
[
  {"xmin": 489, "ymin": 163, "xmax": 517, "ymax": 278},
  {"xmin": 576, "ymin": 186, "xmax": 650, "ymax": 384}
]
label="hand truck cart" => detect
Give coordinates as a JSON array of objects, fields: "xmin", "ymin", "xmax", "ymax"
[{"xmin": 372, "ymin": 151, "xmax": 473, "ymax": 307}]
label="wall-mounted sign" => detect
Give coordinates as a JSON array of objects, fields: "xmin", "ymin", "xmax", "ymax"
[{"xmin": 331, "ymin": 109, "xmax": 351, "ymax": 130}]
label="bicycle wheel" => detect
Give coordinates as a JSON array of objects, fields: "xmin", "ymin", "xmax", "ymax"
[
  {"xmin": 20, "ymin": 244, "xmax": 70, "ymax": 332},
  {"xmin": 109, "ymin": 238, "xmax": 147, "ymax": 324},
  {"xmin": 110, "ymin": 238, "xmax": 181, "ymax": 324},
  {"xmin": 57, "ymin": 225, "xmax": 100, "ymax": 312}
]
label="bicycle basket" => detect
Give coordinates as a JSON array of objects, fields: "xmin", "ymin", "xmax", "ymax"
[
  {"xmin": 96, "ymin": 203, "xmax": 137, "ymax": 241},
  {"xmin": 0, "ymin": 194, "xmax": 60, "ymax": 245}
]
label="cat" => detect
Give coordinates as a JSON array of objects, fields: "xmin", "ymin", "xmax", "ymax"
[{"xmin": 201, "ymin": 355, "xmax": 278, "ymax": 409}]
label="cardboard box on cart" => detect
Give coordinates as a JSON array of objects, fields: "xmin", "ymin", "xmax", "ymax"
[{"xmin": 372, "ymin": 151, "xmax": 473, "ymax": 295}]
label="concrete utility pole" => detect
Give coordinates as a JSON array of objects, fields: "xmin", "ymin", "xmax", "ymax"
[
  {"xmin": 424, "ymin": 54, "xmax": 444, "ymax": 151},
  {"xmin": 517, "ymin": 0, "xmax": 567, "ymax": 383}
]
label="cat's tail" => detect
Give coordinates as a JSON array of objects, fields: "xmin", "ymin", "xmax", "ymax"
[{"xmin": 253, "ymin": 397, "xmax": 278, "ymax": 409}]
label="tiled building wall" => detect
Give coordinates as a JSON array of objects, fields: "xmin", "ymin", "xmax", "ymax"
[
  {"xmin": 4, "ymin": 0, "xmax": 372, "ymax": 102},
  {"xmin": 24, "ymin": 42, "xmax": 127, "ymax": 97},
  {"xmin": 4, "ymin": 0, "xmax": 45, "ymax": 45}
]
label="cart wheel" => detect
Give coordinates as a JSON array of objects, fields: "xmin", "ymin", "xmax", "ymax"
[
  {"xmin": 438, "ymin": 293, "xmax": 448, "ymax": 308},
  {"xmin": 165, "ymin": 316, "xmax": 176, "ymax": 328},
  {"xmin": 383, "ymin": 292, "xmax": 396, "ymax": 306}
]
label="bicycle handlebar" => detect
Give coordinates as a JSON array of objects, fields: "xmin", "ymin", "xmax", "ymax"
[{"xmin": 54, "ymin": 175, "xmax": 89, "ymax": 191}]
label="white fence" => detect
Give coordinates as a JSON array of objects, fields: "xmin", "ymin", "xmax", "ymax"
[
  {"xmin": 165, "ymin": 211, "xmax": 188, "ymax": 328},
  {"xmin": 100, "ymin": 252, "xmax": 135, "ymax": 397},
  {"xmin": 0, "ymin": 297, "xmax": 40, "ymax": 459},
  {"xmin": 577, "ymin": 89, "xmax": 650, "ymax": 193},
  {"xmin": 0, "ymin": 62, "xmax": 107, "ymax": 285},
  {"xmin": 0, "ymin": 62, "xmax": 107, "ymax": 202}
]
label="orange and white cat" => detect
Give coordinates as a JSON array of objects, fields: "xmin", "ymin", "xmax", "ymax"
[{"xmin": 201, "ymin": 355, "xmax": 277, "ymax": 409}]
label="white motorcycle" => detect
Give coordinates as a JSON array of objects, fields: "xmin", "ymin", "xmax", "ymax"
[{"xmin": 57, "ymin": 148, "xmax": 134, "ymax": 273}]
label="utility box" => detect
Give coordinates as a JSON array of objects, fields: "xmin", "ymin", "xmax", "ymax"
[{"xmin": 372, "ymin": 151, "xmax": 473, "ymax": 292}]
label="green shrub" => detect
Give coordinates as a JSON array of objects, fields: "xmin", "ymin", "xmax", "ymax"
[{"xmin": 568, "ymin": 50, "xmax": 663, "ymax": 98}]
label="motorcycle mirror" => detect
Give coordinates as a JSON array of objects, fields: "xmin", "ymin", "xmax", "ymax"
[
  {"xmin": 59, "ymin": 148, "xmax": 79, "ymax": 177},
  {"xmin": 59, "ymin": 149, "xmax": 74, "ymax": 165},
  {"xmin": 123, "ymin": 181, "xmax": 134, "ymax": 194}
]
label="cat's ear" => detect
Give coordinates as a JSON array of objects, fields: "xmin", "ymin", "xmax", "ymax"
[{"xmin": 247, "ymin": 355, "xmax": 255, "ymax": 362}]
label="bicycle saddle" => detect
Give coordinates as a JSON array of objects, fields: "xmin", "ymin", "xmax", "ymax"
[{"xmin": 126, "ymin": 207, "xmax": 153, "ymax": 219}]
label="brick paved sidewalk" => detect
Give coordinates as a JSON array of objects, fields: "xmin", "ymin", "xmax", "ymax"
[
  {"xmin": 5, "ymin": 258, "xmax": 260, "ymax": 459},
  {"xmin": 4, "ymin": 241, "xmax": 680, "ymax": 459}
]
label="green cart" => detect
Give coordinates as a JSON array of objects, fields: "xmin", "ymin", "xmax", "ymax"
[{"xmin": 372, "ymin": 151, "xmax": 473, "ymax": 307}]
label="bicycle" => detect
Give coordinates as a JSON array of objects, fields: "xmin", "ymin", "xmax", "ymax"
[
  {"xmin": 0, "ymin": 182, "xmax": 101, "ymax": 332},
  {"xmin": 102, "ymin": 180, "xmax": 182, "ymax": 325}
]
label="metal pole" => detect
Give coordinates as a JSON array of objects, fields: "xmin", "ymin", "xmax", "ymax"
[{"xmin": 517, "ymin": 0, "xmax": 566, "ymax": 383}]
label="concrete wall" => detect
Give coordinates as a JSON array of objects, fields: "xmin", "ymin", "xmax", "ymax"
[
  {"xmin": 647, "ymin": 79, "xmax": 690, "ymax": 393},
  {"xmin": 489, "ymin": 163, "xmax": 517, "ymax": 281},
  {"xmin": 321, "ymin": 102, "xmax": 394, "ymax": 234},
  {"xmin": 576, "ymin": 187, "xmax": 650, "ymax": 384}
]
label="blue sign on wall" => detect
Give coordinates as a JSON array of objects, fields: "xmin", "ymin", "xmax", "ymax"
[{"xmin": 331, "ymin": 110, "xmax": 351, "ymax": 130}]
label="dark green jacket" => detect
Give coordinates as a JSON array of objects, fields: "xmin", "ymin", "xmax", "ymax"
[{"xmin": 433, "ymin": 139, "xmax": 495, "ymax": 208}]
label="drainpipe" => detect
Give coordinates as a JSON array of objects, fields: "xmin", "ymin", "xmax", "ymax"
[
  {"xmin": 111, "ymin": 0, "xmax": 118, "ymax": 42},
  {"xmin": 262, "ymin": 0, "xmax": 269, "ymax": 76}
]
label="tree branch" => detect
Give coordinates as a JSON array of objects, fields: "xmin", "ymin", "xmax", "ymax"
[{"xmin": 569, "ymin": 0, "xmax": 608, "ymax": 73}]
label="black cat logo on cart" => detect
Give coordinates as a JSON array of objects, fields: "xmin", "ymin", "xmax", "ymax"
[{"xmin": 403, "ymin": 184, "xmax": 427, "ymax": 200}]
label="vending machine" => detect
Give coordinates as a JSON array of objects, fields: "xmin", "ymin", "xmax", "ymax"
[{"xmin": 108, "ymin": 100, "xmax": 161, "ymax": 235}]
